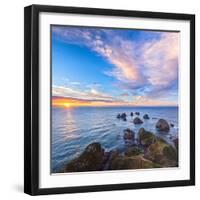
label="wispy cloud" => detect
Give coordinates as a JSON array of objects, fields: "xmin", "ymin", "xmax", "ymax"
[
  {"xmin": 52, "ymin": 26, "xmax": 179, "ymax": 105},
  {"xmin": 52, "ymin": 85, "xmax": 122, "ymax": 103}
]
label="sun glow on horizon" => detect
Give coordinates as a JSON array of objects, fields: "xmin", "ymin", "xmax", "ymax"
[
  {"xmin": 64, "ymin": 103, "xmax": 71, "ymax": 108},
  {"xmin": 52, "ymin": 96, "xmax": 178, "ymax": 108}
]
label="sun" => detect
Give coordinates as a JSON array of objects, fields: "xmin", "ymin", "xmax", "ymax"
[{"xmin": 64, "ymin": 103, "xmax": 71, "ymax": 108}]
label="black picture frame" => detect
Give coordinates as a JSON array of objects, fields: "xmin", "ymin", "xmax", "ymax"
[{"xmin": 24, "ymin": 4, "xmax": 195, "ymax": 195}]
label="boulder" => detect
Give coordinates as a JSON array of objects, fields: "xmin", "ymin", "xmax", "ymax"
[
  {"xmin": 125, "ymin": 146, "xmax": 143, "ymax": 157},
  {"xmin": 138, "ymin": 128, "xmax": 156, "ymax": 147},
  {"xmin": 170, "ymin": 123, "xmax": 174, "ymax": 127},
  {"xmin": 121, "ymin": 113, "xmax": 127, "ymax": 121},
  {"xmin": 130, "ymin": 112, "xmax": 134, "ymax": 117},
  {"xmin": 145, "ymin": 139, "xmax": 178, "ymax": 167},
  {"xmin": 121, "ymin": 113, "xmax": 127, "ymax": 118},
  {"xmin": 135, "ymin": 112, "xmax": 140, "ymax": 115},
  {"xmin": 123, "ymin": 128, "xmax": 135, "ymax": 140},
  {"xmin": 109, "ymin": 154, "xmax": 159, "ymax": 170},
  {"xmin": 122, "ymin": 117, "xmax": 127, "ymax": 121},
  {"xmin": 117, "ymin": 113, "xmax": 127, "ymax": 121},
  {"xmin": 117, "ymin": 114, "xmax": 121, "ymax": 119},
  {"xmin": 156, "ymin": 119, "xmax": 170, "ymax": 132},
  {"xmin": 133, "ymin": 117, "xmax": 143, "ymax": 124},
  {"xmin": 65, "ymin": 142, "xmax": 105, "ymax": 172},
  {"xmin": 143, "ymin": 114, "xmax": 150, "ymax": 120}
]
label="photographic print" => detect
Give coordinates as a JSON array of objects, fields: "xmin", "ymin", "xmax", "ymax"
[
  {"xmin": 24, "ymin": 5, "xmax": 195, "ymax": 195},
  {"xmin": 51, "ymin": 26, "xmax": 179, "ymax": 174}
]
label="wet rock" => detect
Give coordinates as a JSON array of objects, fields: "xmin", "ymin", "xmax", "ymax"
[
  {"xmin": 138, "ymin": 128, "xmax": 156, "ymax": 147},
  {"xmin": 170, "ymin": 123, "xmax": 174, "ymax": 127},
  {"xmin": 156, "ymin": 119, "xmax": 170, "ymax": 132},
  {"xmin": 65, "ymin": 142, "xmax": 105, "ymax": 172},
  {"xmin": 125, "ymin": 147, "xmax": 143, "ymax": 157},
  {"xmin": 117, "ymin": 114, "xmax": 121, "ymax": 119},
  {"xmin": 130, "ymin": 112, "xmax": 134, "ymax": 117},
  {"xmin": 117, "ymin": 113, "xmax": 127, "ymax": 121},
  {"xmin": 109, "ymin": 154, "xmax": 159, "ymax": 170},
  {"xmin": 123, "ymin": 128, "xmax": 135, "ymax": 140},
  {"xmin": 133, "ymin": 117, "xmax": 143, "ymax": 124},
  {"xmin": 143, "ymin": 114, "xmax": 150, "ymax": 120},
  {"xmin": 145, "ymin": 139, "xmax": 178, "ymax": 167},
  {"xmin": 121, "ymin": 113, "xmax": 127, "ymax": 118},
  {"xmin": 135, "ymin": 112, "xmax": 140, "ymax": 115}
]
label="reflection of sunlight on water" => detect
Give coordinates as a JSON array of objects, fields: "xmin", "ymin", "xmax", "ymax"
[{"xmin": 62, "ymin": 109, "xmax": 79, "ymax": 141}]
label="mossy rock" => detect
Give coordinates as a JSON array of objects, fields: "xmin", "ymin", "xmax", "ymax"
[
  {"xmin": 163, "ymin": 145, "xmax": 177, "ymax": 161},
  {"xmin": 65, "ymin": 142, "xmax": 105, "ymax": 172},
  {"xmin": 138, "ymin": 128, "xmax": 157, "ymax": 147},
  {"xmin": 145, "ymin": 139, "xmax": 178, "ymax": 167},
  {"xmin": 109, "ymin": 155, "xmax": 159, "ymax": 170},
  {"xmin": 125, "ymin": 147, "xmax": 143, "ymax": 157}
]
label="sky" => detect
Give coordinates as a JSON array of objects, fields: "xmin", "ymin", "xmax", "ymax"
[{"xmin": 51, "ymin": 25, "xmax": 179, "ymax": 107}]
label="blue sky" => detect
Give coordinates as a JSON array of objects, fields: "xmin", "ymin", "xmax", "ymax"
[{"xmin": 52, "ymin": 26, "xmax": 179, "ymax": 106}]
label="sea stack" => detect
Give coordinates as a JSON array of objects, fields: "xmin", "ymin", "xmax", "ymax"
[{"xmin": 156, "ymin": 119, "xmax": 170, "ymax": 132}]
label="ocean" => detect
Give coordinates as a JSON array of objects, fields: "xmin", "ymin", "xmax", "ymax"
[{"xmin": 51, "ymin": 106, "xmax": 178, "ymax": 173}]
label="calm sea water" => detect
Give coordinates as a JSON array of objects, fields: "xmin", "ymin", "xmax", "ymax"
[{"xmin": 51, "ymin": 106, "xmax": 178, "ymax": 173}]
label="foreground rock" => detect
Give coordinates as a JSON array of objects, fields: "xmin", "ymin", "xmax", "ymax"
[
  {"xmin": 123, "ymin": 129, "xmax": 135, "ymax": 140},
  {"xmin": 109, "ymin": 154, "xmax": 159, "ymax": 170},
  {"xmin": 156, "ymin": 119, "xmax": 170, "ymax": 132},
  {"xmin": 133, "ymin": 117, "xmax": 143, "ymax": 124},
  {"xmin": 65, "ymin": 143, "xmax": 105, "ymax": 172},
  {"xmin": 125, "ymin": 147, "xmax": 143, "ymax": 157},
  {"xmin": 143, "ymin": 114, "xmax": 150, "ymax": 120},
  {"xmin": 138, "ymin": 128, "xmax": 156, "ymax": 147},
  {"xmin": 145, "ymin": 138, "xmax": 178, "ymax": 167}
]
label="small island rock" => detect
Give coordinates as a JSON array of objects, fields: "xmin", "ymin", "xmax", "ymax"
[
  {"xmin": 117, "ymin": 114, "xmax": 121, "ymax": 119},
  {"xmin": 143, "ymin": 114, "xmax": 150, "ymax": 119},
  {"xmin": 123, "ymin": 128, "xmax": 135, "ymax": 140},
  {"xmin": 133, "ymin": 117, "xmax": 143, "ymax": 124},
  {"xmin": 130, "ymin": 112, "xmax": 134, "ymax": 117},
  {"xmin": 156, "ymin": 119, "xmax": 170, "ymax": 132}
]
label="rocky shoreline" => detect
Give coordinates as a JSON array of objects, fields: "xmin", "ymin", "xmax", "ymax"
[{"xmin": 62, "ymin": 112, "xmax": 178, "ymax": 173}]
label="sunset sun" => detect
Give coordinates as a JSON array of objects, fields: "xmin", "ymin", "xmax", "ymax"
[{"xmin": 64, "ymin": 103, "xmax": 71, "ymax": 108}]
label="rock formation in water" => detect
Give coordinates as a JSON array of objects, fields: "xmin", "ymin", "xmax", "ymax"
[
  {"xmin": 143, "ymin": 114, "xmax": 150, "ymax": 120},
  {"xmin": 123, "ymin": 128, "xmax": 135, "ymax": 140},
  {"xmin": 156, "ymin": 119, "xmax": 170, "ymax": 132},
  {"xmin": 133, "ymin": 117, "xmax": 143, "ymax": 124},
  {"xmin": 64, "ymin": 117, "xmax": 178, "ymax": 173}
]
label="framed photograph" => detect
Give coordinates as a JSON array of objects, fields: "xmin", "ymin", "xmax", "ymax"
[{"xmin": 24, "ymin": 4, "xmax": 195, "ymax": 195}]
